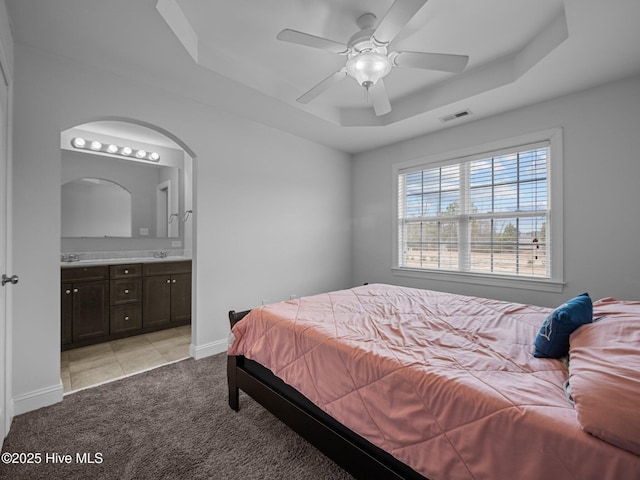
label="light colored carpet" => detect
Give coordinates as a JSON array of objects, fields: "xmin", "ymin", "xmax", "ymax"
[{"xmin": 0, "ymin": 353, "xmax": 353, "ymax": 479}]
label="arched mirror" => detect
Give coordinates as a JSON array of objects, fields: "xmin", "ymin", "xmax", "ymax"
[{"xmin": 61, "ymin": 178, "xmax": 132, "ymax": 237}]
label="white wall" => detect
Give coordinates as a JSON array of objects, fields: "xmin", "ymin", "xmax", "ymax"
[
  {"xmin": 352, "ymin": 74, "xmax": 640, "ymax": 308},
  {"xmin": 11, "ymin": 44, "xmax": 352, "ymax": 413}
]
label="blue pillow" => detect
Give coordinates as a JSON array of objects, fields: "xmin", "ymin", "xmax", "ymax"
[{"xmin": 533, "ymin": 293, "xmax": 593, "ymax": 358}]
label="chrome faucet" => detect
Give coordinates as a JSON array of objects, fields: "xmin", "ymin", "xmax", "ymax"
[
  {"xmin": 61, "ymin": 253, "xmax": 80, "ymax": 262},
  {"xmin": 153, "ymin": 250, "xmax": 168, "ymax": 258}
]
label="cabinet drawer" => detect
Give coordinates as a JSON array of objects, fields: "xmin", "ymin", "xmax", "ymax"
[
  {"xmin": 61, "ymin": 266, "xmax": 109, "ymax": 282},
  {"xmin": 110, "ymin": 263, "xmax": 142, "ymax": 279},
  {"xmin": 110, "ymin": 304, "xmax": 142, "ymax": 334},
  {"xmin": 143, "ymin": 260, "xmax": 191, "ymax": 276},
  {"xmin": 110, "ymin": 278, "xmax": 141, "ymax": 305}
]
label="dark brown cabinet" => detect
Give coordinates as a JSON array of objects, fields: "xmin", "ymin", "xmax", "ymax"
[
  {"xmin": 170, "ymin": 273, "xmax": 191, "ymax": 324},
  {"xmin": 109, "ymin": 264, "xmax": 142, "ymax": 335},
  {"xmin": 61, "ymin": 260, "xmax": 191, "ymax": 350},
  {"xmin": 61, "ymin": 284, "xmax": 73, "ymax": 346},
  {"xmin": 61, "ymin": 266, "xmax": 109, "ymax": 347},
  {"xmin": 142, "ymin": 261, "xmax": 192, "ymax": 328},
  {"xmin": 142, "ymin": 275, "xmax": 172, "ymax": 328}
]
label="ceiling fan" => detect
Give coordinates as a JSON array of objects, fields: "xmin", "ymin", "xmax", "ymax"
[{"xmin": 277, "ymin": 0, "xmax": 469, "ymax": 117}]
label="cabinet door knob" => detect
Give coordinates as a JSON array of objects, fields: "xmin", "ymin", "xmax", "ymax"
[
  {"xmin": 124, "ymin": 316, "xmax": 130, "ymax": 321},
  {"xmin": 73, "ymin": 288, "xmax": 79, "ymax": 293},
  {"xmin": 166, "ymin": 279, "xmax": 171, "ymax": 284},
  {"xmin": 172, "ymin": 279, "xmax": 176, "ymax": 283},
  {"xmin": 124, "ymin": 289, "xmax": 129, "ymax": 294},
  {"xmin": 124, "ymin": 269, "xmax": 129, "ymax": 274},
  {"xmin": 65, "ymin": 289, "xmax": 71, "ymax": 295}
]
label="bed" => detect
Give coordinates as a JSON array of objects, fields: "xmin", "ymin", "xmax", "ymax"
[{"xmin": 227, "ymin": 283, "xmax": 640, "ymax": 479}]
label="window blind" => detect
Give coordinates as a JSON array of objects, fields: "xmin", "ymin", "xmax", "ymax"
[{"xmin": 398, "ymin": 142, "xmax": 550, "ymax": 278}]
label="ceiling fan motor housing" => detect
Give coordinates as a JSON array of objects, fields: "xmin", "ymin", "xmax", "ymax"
[{"xmin": 348, "ymin": 13, "xmax": 388, "ymax": 52}]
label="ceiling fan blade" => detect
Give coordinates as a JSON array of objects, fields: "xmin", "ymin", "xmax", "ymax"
[
  {"xmin": 296, "ymin": 70, "xmax": 348, "ymax": 104},
  {"xmin": 393, "ymin": 51, "xmax": 469, "ymax": 73},
  {"xmin": 277, "ymin": 29, "xmax": 349, "ymax": 55},
  {"xmin": 369, "ymin": 79, "xmax": 392, "ymax": 116},
  {"xmin": 372, "ymin": 0, "xmax": 428, "ymax": 45}
]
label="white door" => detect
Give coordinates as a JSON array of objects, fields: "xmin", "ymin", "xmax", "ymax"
[{"xmin": 0, "ymin": 62, "xmax": 10, "ymax": 441}]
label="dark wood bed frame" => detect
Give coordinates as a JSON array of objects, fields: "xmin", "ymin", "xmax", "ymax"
[{"xmin": 227, "ymin": 309, "xmax": 429, "ymax": 480}]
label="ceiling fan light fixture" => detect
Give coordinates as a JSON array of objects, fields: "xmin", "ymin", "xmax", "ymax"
[{"xmin": 346, "ymin": 51, "xmax": 392, "ymax": 88}]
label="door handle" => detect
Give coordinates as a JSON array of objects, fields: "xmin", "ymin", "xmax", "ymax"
[{"xmin": 1, "ymin": 274, "xmax": 19, "ymax": 286}]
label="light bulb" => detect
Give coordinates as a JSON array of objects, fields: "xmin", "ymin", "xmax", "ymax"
[
  {"xmin": 136, "ymin": 149, "xmax": 147, "ymax": 158},
  {"xmin": 71, "ymin": 137, "xmax": 86, "ymax": 148},
  {"xmin": 107, "ymin": 144, "xmax": 118, "ymax": 153},
  {"xmin": 121, "ymin": 146, "xmax": 132, "ymax": 156},
  {"xmin": 90, "ymin": 141, "xmax": 102, "ymax": 150}
]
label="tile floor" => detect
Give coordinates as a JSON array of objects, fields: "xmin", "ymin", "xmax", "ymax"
[{"xmin": 61, "ymin": 324, "xmax": 191, "ymax": 393}]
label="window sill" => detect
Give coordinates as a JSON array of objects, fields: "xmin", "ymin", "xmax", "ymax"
[{"xmin": 391, "ymin": 267, "xmax": 565, "ymax": 293}]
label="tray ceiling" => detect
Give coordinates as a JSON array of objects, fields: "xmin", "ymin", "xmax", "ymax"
[{"xmin": 6, "ymin": 0, "xmax": 640, "ymax": 153}]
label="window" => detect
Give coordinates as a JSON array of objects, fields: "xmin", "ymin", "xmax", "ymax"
[{"xmin": 393, "ymin": 130, "xmax": 563, "ymax": 292}]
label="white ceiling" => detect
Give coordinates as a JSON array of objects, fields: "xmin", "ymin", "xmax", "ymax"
[{"xmin": 6, "ymin": 0, "xmax": 640, "ymax": 153}]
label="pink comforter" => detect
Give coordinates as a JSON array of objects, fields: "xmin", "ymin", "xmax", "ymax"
[{"xmin": 228, "ymin": 284, "xmax": 640, "ymax": 480}]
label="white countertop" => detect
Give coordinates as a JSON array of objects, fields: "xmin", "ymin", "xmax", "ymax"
[{"xmin": 60, "ymin": 256, "xmax": 192, "ymax": 267}]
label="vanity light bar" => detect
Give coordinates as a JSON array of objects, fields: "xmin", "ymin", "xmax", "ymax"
[{"xmin": 71, "ymin": 137, "xmax": 160, "ymax": 162}]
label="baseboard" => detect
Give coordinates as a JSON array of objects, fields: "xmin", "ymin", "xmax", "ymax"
[
  {"xmin": 13, "ymin": 381, "xmax": 64, "ymax": 416},
  {"xmin": 190, "ymin": 338, "xmax": 227, "ymax": 360}
]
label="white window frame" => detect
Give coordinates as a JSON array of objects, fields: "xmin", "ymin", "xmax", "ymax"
[{"xmin": 392, "ymin": 129, "xmax": 564, "ymax": 293}]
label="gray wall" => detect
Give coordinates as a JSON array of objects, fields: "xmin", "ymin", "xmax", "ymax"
[
  {"xmin": 352, "ymin": 74, "xmax": 640, "ymax": 308},
  {"xmin": 11, "ymin": 44, "xmax": 352, "ymax": 411}
]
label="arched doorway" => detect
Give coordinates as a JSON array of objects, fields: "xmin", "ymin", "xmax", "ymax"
[{"xmin": 59, "ymin": 119, "xmax": 196, "ymax": 392}]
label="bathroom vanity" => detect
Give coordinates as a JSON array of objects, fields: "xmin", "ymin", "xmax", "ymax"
[{"xmin": 61, "ymin": 259, "xmax": 191, "ymax": 350}]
